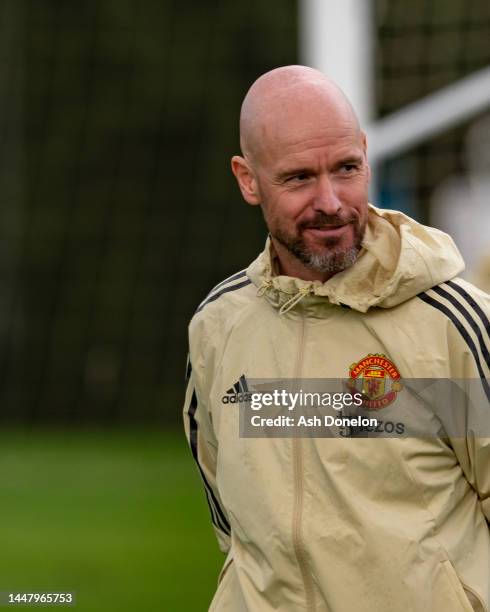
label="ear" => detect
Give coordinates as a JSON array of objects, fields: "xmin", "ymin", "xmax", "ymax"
[
  {"xmin": 231, "ymin": 155, "xmax": 261, "ymax": 206},
  {"xmin": 360, "ymin": 131, "xmax": 371, "ymax": 183}
]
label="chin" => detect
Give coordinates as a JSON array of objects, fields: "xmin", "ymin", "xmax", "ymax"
[{"xmin": 309, "ymin": 236, "xmax": 350, "ymax": 252}]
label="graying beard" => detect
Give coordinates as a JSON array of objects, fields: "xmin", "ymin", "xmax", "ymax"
[
  {"xmin": 273, "ymin": 229, "xmax": 361, "ymax": 275},
  {"xmin": 294, "ymin": 245, "xmax": 360, "ymax": 274}
]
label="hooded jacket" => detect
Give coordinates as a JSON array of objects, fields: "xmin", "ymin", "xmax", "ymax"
[{"xmin": 183, "ymin": 205, "xmax": 490, "ymax": 612}]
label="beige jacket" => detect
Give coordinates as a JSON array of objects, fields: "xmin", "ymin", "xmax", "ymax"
[{"xmin": 184, "ymin": 205, "xmax": 490, "ymax": 612}]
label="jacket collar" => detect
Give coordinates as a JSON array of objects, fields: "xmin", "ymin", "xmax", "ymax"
[{"xmin": 247, "ymin": 205, "xmax": 465, "ymax": 315}]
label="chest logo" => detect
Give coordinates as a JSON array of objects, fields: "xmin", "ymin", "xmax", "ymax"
[
  {"xmin": 348, "ymin": 354, "xmax": 403, "ymax": 410},
  {"xmin": 221, "ymin": 374, "xmax": 251, "ymax": 404}
]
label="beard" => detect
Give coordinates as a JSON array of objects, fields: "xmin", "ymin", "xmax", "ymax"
[{"xmin": 271, "ymin": 211, "xmax": 366, "ymax": 275}]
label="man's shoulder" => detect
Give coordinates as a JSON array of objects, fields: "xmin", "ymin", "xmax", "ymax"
[
  {"xmin": 187, "ymin": 268, "xmax": 258, "ymax": 357},
  {"xmin": 381, "ymin": 276, "xmax": 489, "ymax": 334},
  {"xmin": 399, "ymin": 276, "xmax": 490, "ymax": 375},
  {"xmin": 413, "ymin": 276, "xmax": 490, "ymax": 325},
  {"xmin": 192, "ymin": 268, "xmax": 256, "ymax": 321}
]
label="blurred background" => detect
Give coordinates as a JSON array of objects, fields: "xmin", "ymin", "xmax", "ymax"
[{"xmin": 0, "ymin": 0, "xmax": 488, "ymax": 610}]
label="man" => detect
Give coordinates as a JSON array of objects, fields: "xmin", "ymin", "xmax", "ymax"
[{"xmin": 183, "ymin": 66, "xmax": 490, "ymax": 612}]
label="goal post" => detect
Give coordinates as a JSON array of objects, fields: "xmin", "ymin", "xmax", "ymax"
[{"xmin": 299, "ymin": 0, "xmax": 490, "ymax": 169}]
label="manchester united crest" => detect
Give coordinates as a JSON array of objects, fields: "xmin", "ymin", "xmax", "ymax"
[{"xmin": 347, "ymin": 354, "xmax": 403, "ymax": 410}]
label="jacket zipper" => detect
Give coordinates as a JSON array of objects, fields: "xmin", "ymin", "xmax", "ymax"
[{"xmin": 291, "ymin": 315, "xmax": 317, "ymax": 611}]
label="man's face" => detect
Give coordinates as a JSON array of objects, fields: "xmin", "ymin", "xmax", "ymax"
[{"xmin": 253, "ymin": 117, "xmax": 370, "ymax": 280}]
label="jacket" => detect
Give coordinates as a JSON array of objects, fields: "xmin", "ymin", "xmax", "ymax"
[{"xmin": 183, "ymin": 205, "xmax": 490, "ymax": 612}]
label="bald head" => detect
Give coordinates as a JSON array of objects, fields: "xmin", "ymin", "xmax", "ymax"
[
  {"xmin": 240, "ymin": 65, "xmax": 360, "ymax": 164},
  {"xmin": 231, "ymin": 66, "xmax": 370, "ymax": 282}
]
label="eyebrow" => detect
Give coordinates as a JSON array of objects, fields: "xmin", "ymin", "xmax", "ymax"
[
  {"xmin": 333, "ymin": 155, "xmax": 364, "ymax": 168},
  {"xmin": 276, "ymin": 167, "xmax": 311, "ymax": 181},
  {"xmin": 276, "ymin": 155, "xmax": 364, "ymax": 181}
]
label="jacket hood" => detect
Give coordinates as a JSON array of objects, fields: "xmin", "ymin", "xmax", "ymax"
[{"xmin": 247, "ymin": 205, "xmax": 465, "ymax": 314}]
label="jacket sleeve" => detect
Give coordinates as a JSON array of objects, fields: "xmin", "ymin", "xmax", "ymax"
[
  {"xmin": 183, "ymin": 351, "xmax": 232, "ymax": 553},
  {"xmin": 448, "ymin": 380, "xmax": 490, "ymax": 524},
  {"xmin": 449, "ymin": 419, "xmax": 490, "ymax": 523},
  {"xmin": 442, "ymin": 281, "xmax": 490, "ymax": 524},
  {"xmin": 454, "ymin": 437, "xmax": 490, "ymax": 523}
]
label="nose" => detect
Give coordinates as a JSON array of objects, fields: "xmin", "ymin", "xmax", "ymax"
[{"xmin": 312, "ymin": 174, "xmax": 341, "ymax": 215}]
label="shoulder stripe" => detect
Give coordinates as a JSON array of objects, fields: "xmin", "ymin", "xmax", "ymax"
[
  {"xmin": 188, "ymin": 388, "xmax": 231, "ymax": 535},
  {"xmin": 212, "ymin": 269, "xmax": 247, "ymax": 293},
  {"xmin": 196, "ymin": 271, "xmax": 248, "ymax": 313},
  {"xmin": 417, "ymin": 292, "xmax": 490, "ymax": 401},
  {"xmin": 432, "ymin": 285, "xmax": 490, "ymax": 370},
  {"xmin": 446, "ymin": 280, "xmax": 490, "ymax": 341},
  {"xmin": 196, "ymin": 278, "xmax": 252, "ymax": 314}
]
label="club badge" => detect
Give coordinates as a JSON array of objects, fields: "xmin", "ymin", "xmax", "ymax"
[{"xmin": 347, "ymin": 354, "xmax": 403, "ymax": 410}]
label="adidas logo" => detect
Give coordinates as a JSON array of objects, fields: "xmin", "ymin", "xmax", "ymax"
[{"xmin": 221, "ymin": 375, "xmax": 252, "ymax": 404}]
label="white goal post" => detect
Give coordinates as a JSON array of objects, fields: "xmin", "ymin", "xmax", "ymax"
[{"xmin": 299, "ymin": 0, "xmax": 490, "ymax": 165}]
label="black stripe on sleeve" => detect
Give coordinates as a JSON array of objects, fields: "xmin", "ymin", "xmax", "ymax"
[
  {"xmin": 196, "ymin": 279, "xmax": 252, "ymax": 314},
  {"xmin": 445, "ymin": 280, "xmax": 490, "ymax": 340},
  {"xmin": 188, "ymin": 388, "xmax": 231, "ymax": 535},
  {"xmin": 211, "ymin": 270, "xmax": 247, "ymax": 293},
  {"xmin": 185, "ymin": 356, "xmax": 192, "ymax": 383},
  {"xmin": 432, "ymin": 286, "xmax": 490, "ymax": 370},
  {"xmin": 204, "ymin": 488, "xmax": 220, "ymax": 529},
  {"xmin": 417, "ymin": 292, "xmax": 490, "ymax": 402},
  {"xmin": 196, "ymin": 271, "xmax": 248, "ymax": 312}
]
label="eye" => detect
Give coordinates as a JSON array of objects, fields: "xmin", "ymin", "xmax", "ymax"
[
  {"xmin": 286, "ymin": 172, "xmax": 310, "ymax": 182},
  {"xmin": 341, "ymin": 163, "xmax": 358, "ymax": 173}
]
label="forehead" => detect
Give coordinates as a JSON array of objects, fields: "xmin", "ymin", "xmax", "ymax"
[
  {"xmin": 259, "ymin": 120, "xmax": 363, "ymax": 172},
  {"xmin": 251, "ymin": 88, "xmax": 359, "ymax": 158}
]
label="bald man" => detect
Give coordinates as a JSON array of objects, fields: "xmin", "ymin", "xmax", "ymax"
[
  {"xmin": 232, "ymin": 66, "xmax": 368, "ymax": 283},
  {"xmin": 184, "ymin": 66, "xmax": 490, "ymax": 612}
]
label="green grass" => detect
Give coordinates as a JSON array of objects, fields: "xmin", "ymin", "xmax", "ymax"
[{"xmin": 0, "ymin": 428, "xmax": 224, "ymax": 611}]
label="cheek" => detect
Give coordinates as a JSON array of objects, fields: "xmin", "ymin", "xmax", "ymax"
[
  {"xmin": 338, "ymin": 180, "xmax": 369, "ymax": 209},
  {"xmin": 279, "ymin": 190, "xmax": 312, "ymax": 220},
  {"xmin": 263, "ymin": 191, "xmax": 306, "ymax": 225}
]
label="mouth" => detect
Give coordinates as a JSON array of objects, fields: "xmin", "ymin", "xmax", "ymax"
[{"xmin": 303, "ymin": 224, "xmax": 350, "ymax": 239}]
